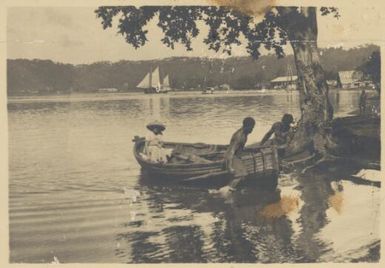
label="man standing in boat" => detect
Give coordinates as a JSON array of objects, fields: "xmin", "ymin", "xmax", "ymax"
[
  {"xmin": 221, "ymin": 117, "xmax": 256, "ymax": 193},
  {"xmin": 260, "ymin": 114, "xmax": 295, "ymax": 157}
]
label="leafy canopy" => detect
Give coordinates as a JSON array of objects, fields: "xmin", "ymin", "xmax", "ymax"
[
  {"xmin": 358, "ymin": 50, "xmax": 381, "ymax": 85},
  {"xmin": 95, "ymin": 6, "xmax": 339, "ymax": 59}
]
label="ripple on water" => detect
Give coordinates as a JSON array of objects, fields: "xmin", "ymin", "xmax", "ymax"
[{"xmin": 8, "ymin": 92, "xmax": 379, "ymax": 263}]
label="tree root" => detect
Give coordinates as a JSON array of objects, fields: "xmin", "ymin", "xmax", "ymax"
[
  {"xmin": 300, "ymin": 152, "xmax": 380, "ymax": 175},
  {"xmin": 300, "ymin": 153, "xmax": 341, "ymax": 174}
]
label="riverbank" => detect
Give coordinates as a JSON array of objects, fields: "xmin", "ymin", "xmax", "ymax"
[
  {"xmin": 7, "ymin": 90, "xmax": 289, "ymax": 103},
  {"xmin": 7, "ymin": 88, "xmax": 378, "ymax": 104}
]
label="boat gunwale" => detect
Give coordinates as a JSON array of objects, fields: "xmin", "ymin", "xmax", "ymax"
[
  {"xmin": 133, "ymin": 139, "xmax": 226, "ymax": 169},
  {"xmin": 133, "ymin": 138, "xmax": 277, "ymax": 169}
]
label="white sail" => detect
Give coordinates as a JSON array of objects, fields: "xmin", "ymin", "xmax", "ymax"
[
  {"xmin": 138, "ymin": 66, "xmax": 171, "ymax": 93},
  {"xmin": 151, "ymin": 67, "xmax": 161, "ymax": 87},
  {"xmin": 136, "ymin": 72, "xmax": 151, "ymax": 88},
  {"xmin": 163, "ymin": 75, "xmax": 170, "ymax": 87}
]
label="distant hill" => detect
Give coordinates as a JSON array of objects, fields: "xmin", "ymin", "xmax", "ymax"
[{"xmin": 7, "ymin": 44, "xmax": 380, "ymax": 95}]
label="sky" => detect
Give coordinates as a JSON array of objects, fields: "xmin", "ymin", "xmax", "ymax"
[{"xmin": 6, "ymin": 5, "xmax": 383, "ymax": 64}]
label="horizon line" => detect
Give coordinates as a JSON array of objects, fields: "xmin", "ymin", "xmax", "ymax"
[{"xmin": 6, "ymin": 43, "xmax": 379, "ymax": 65}]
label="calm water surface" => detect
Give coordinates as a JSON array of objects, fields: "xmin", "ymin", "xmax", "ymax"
[{"xmin": 8, "ymin": 91, "xmax": 380, "ymax": 263}]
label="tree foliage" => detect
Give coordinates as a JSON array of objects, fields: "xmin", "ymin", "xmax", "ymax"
[
  {"xmin": 95, "ymin": 6, "xmax": 339, "ymax": 60},
  {"xmin": 358, "ymin": 50, "xmax": 381, "ymax": 88},
  {"xmin": 7, "ymin": 59, "xmax": 75, "ymax": 95}
]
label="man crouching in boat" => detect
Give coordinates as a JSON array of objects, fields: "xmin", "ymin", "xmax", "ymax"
[
  {"xmin": 260, "ymin": 113, "xmax": 295, "ymax": 157},
  {"xmin": 219, "ymin": 117, "xmax": 255, "ymax": 194}
]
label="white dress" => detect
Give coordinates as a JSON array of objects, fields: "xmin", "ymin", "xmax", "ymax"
[{"xmin": 143, "ymin": 132, "xmax": 172, "ymax": 163}]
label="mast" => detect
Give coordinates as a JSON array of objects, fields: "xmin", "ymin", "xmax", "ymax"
[
  {"xmin": 149, "ymin": 66, "xmax": 153, "ymax": 88},
  {"xmin": 151, "ymin": 66, "xmax": 161, "ymax": 90}
]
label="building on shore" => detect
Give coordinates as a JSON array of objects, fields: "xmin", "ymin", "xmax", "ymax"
[
  {"xmin": 270, "ymin": 75, "xmax": 298, "ymax": 89},
  {"xmin": 338, "ymin": 70, "xmax": 362, "ymax": 88},
  {"xmin": 338, "ymin": 70, "xmax": 376, "ymax": 89},
  {"xmin": 97, "ymin": 88, "xmax": 119, "ymax": 93}
]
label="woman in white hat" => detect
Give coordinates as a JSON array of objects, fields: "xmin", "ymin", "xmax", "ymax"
[{"xmin": 144, "ymin": 121, "xmax": 172, "ymax": 163}]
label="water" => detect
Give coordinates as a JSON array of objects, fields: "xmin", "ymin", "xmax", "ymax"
[{"xmin": 8, "ymin": 90, "xmax": 380, "ymax": 263}]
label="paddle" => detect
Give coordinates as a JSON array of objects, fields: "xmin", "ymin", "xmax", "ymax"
[{"xmin": 182, "ymin": 170, "xmax": 229, "ymax": 183}]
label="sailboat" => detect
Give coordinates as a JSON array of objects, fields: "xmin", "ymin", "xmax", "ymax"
[{"xmin": 137, "ymin": 66, "xmax": 171, "ymax": 94}]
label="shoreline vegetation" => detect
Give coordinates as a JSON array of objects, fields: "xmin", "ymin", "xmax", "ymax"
[
  {"xmin": 7, "ymin": 45, "xmax": 379, "ymax": 96},
  {"xmin": 7, "ymin": 88, "xmax": 378, "ymax": 103}
]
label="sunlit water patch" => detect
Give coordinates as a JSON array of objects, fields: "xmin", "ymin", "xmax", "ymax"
[{"xmin": 8, "ymin": 91, "xmax": 380, "ymax": 263}]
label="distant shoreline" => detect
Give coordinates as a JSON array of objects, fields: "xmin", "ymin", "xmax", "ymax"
[
  {"xmin": 7, "ymin": 88, "xmax": 376, "ymax": 104},
  {"xmin": 8, "ymin": 90, "xmax": 283, "ymax": 103}
]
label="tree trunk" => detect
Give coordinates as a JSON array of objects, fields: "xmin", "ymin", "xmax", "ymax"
[{"xmin": 279, "ymin": 7, "xmax": 335, "ymax": 155}]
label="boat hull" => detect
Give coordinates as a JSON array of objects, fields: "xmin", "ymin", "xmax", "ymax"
[
  {"xmin": 133, "ymin": 137, "xmax": 279, "ymax": 181},
  {"xmin": 144, "ymin": 88, "xmax": 169, "ymax": 94}
]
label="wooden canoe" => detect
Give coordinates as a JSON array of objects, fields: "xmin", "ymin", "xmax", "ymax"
[{"xmin": 132, "ymin": 136, "xmax": 280, "ymax": 181}]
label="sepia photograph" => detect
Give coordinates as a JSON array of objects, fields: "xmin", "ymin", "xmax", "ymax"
[{"xmin": 4, "ymin": 0, "xmax": 382, "ymax": 264}]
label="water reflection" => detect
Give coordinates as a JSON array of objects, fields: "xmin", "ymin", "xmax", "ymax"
[
  {"xmin": 114, "ymin": 175, "xmax": 311, "ymax": 261},
  {"xmin": 117, "ymin": 176, "xmax": 285, "ymax": 262},
  {"xmin": 8, "ymin": 91, "xmax": 379, "ymax": 263},
  {"xmin": 112, "ymin": 154, "xmax": 380, "ymax": 263}
]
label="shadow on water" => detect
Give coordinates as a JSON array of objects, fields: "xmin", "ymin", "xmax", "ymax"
[
  {"xmin": 113, "ymin": 157, "xmax": 380, "ymax": 263},
  {"xmin": 116, "ymin": 173, "xmax": 293, "ymax": 263},
  {"xmin": 8, "ymin": 92, "xmax": 380, "ymax": 263},
  {"xmin": 115, "ymin": 174, "xmax": 294, "ymax": 262},
  {"xmin": 138, "ymin": 169, "xmax": 278, "ymax": 190},
  {"xmin": 292, "ymin": 158, "xmax": 380, "ymax": 262}
]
